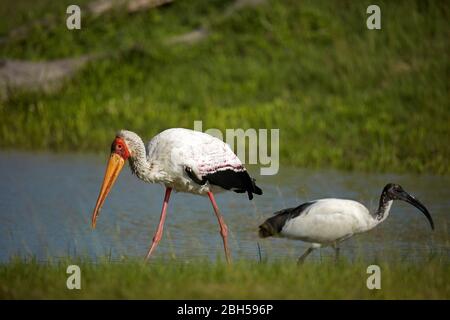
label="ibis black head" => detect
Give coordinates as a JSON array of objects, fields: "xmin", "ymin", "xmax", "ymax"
[{"xmin": 382, "ymin": 183, "xmax": 434, "ymax": 230}]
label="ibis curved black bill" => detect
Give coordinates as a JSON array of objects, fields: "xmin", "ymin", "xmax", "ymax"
[
  {"xmin": 399, "ymin": 192, "xmax": 434, "ymax": 230},
  {"xmin": 91, "ymin": 153, "xmax": 125, "ymax": 229}
]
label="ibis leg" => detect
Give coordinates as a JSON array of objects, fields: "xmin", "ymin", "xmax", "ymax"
[
  {"xmin": 207, "ymin": 192, "xmax": 231, "ymax": 264},
  {"xmin": 297, "ymin": 247, "xmax": 314, "ymax": 265},
  {"xmin": 334, "ymin": 247, "xmax": 340, "ymax": 263},
  {"xmin": 145, "ymin": 187, "xmax": 172, "ymax": 260}
]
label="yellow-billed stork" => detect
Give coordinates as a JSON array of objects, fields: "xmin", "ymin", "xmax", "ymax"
[
  {"xmin": 259, "ymin": 183, "xmax": 434, "ymax": 263},
  {"xmin": 91, "ymin": 129, "xmax": 262, "ymax": 263}
]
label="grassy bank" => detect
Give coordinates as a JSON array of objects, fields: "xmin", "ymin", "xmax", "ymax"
[
  {"xmin": 0, "ymin": 0, "xmax": 449, "ymax": 174},
  {"xmin": 1, "ymin": 257, "xmax": 449, "ymax": 299}
]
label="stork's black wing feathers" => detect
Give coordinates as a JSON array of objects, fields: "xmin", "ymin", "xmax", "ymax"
[
  {"xmin": 205, "ymin": 169, "xmax": 262, "ymax": 200},
  {"xmin": 185, "ymin": 166, "xmax": 262, "ymax": 200},
  {"xmin": 185, "ymin": 167, "xmax": 207, "ymax": 185}
]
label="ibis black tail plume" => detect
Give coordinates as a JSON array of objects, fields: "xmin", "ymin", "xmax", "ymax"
[{"xmin": 259, "ymin": 202, "xmax": 316, "ymax": 238}]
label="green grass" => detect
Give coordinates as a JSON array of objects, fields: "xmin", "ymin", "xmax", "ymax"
[
  {"xmin": 0, "ymin": 0, "xmax": 449, "ymax": 174},
  {"xmin": 1, "ymin": 257, "xmax": 449, "ymax": 299}
]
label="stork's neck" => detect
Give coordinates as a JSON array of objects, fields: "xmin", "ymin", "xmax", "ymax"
[{"xmin": 127, "ymin": 136, "xmax": 159, "ymax": 183}]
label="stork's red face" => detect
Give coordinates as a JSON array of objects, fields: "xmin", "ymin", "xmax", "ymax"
[
  {"xmin": 91, "ymin": 137, "xmax": 130, "ymax": 228},
  {"xmin": 111, "ymin": 137, "xmax": 131, "ymax": 160}
]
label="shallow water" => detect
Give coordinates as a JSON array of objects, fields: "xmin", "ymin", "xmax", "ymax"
[{"xmin": 0, "ymin": 151, "xmax": 448, "ymax": 263}]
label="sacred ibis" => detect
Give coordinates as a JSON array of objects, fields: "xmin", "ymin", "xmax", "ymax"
[{"xmin": 258, "ymin": 183, "xmax": 434, "ymax": 263}]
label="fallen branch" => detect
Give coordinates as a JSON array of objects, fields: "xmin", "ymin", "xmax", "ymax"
[{"xmin": 0, "ymin": 55, "xmax": 96, "ymax": 100}]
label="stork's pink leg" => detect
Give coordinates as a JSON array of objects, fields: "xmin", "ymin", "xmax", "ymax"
[
  {"xmin": 145, "ymin": 187, "xmax": 172, "ymax": 260},
  {"xmin": 207, "ymin": 192, "xmax": 231, "ymax": 264}
]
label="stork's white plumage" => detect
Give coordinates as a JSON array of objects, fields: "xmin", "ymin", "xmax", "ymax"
[
  {"xmin": 91, "ymin": 128, "xmax": 262, "ymax": 263},
  {"xmin": 259, "ymin": 184, "xmax": 434, "ymax": 263},
  {"xmin": 125, "ymin": 128, "xmax": 256, "ymax": 196}
]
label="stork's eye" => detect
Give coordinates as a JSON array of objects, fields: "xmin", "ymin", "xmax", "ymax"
[{"xmin": 117, "ymin": 144, "xmax": 122, "ymax": 149}]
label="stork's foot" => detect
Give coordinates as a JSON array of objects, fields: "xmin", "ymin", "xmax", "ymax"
[{"xmin": 145, "ymin": 233, "xmax": 162, "ymax": 260}]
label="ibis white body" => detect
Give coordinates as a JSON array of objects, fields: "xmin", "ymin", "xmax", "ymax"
[{"xmin": 279, "ymin": 199, "xmax": 387, "ymax": 246}]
